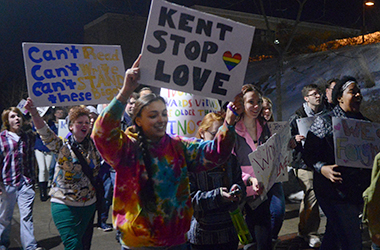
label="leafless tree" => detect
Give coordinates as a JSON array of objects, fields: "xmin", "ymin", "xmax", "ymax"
[{"xmin": 258, "ymin": 0, "xmax": 308, "ymax": 121}]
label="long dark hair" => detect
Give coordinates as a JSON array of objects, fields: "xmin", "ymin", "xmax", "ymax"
[{"xmin": 132, "ymin": 93, "xmax": 166, "ymax": 212}]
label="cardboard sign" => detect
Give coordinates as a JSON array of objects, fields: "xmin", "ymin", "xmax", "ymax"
[
  {"xmin": 248, "ymin": 125, "xmax": 292, "ymax": 194},
  {"xmin": 23, "ymin": 43, "xmax": 125, "ymax": 107},
  {"xmin": 160, "ymin": 88, "xmax": 220, "ymax": 137},
  {"xmin": 333, "ymin": 117, "xmax": 380, "ymax": 169},
  {"xmin": 140, "ymin": 0, "xmax": 255, "ymax": 101}
]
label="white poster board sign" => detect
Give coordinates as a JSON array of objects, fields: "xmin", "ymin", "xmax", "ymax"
[
  {"xmin": 160, "ymin": 88, "xmax": 220, "ymax": 137},
  {"xmin": 58, "ymin": 119, "xmax": 70, "ymax": 139},
  {"xmin": 296, "ymin": 117, "xmax": 317, "ymax": 138},
  {"xmin": 140, "ymin": 0, "xmax": 255, "ymax": 102},
  {"xmin": 248, "ymin": 125, "xmax": 292, "ymax": 195},
  {"xmin": 333, "ymin": 117, "xmax": 380, "ymax": 169},
  {"xmin": 23, "ymin": 43, "xmax": 125, "ymax": 107}
]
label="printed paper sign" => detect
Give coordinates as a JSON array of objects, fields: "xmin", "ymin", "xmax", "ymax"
[
  {"xmin": 140, "ymin": 0, "xmax": 255, "ymax": 102},
  {"xmin": 17, "ymin": 99, "xmax": 49, "ymax": 117},
  {"xmin": 248, "ymin": 125, "xmax": 292, "ymax": 194},
  {"xmin": 160, "ymin": 88, "xmax": 220, "ymax": 137},
  {"xmin": 58, "ymin": 119, "xmax": 70, "ymax": 139},
  {"xmin": 23, "ymin": 43, "xmax": 125, "ymax": 107},
  {"xmin": 333, "ymin": 117, "xmax": 380, "ymax": 169},
  {"xmin": 17, "ymin": 99, "xmax": 29, "ymax": 115}
]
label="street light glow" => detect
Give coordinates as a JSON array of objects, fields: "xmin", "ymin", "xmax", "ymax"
[{"xmin": 365, "ymin": 1, "xmax": 375, "ymax": 6}]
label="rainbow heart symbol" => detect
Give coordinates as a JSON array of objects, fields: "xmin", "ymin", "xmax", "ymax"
[
  {"xmin": 334, "ymin": 123, "xmax": 341, "ymax": 131},
  {"xmin": 223, "ymin": 51, "xmax": 241, "ymax": 71}
]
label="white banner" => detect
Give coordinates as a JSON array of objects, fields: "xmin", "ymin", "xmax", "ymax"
[
  {"xmin": 140, "ymin": 0, "xmax": 255, "ymax": 102},
  {"xmin": 23, "ymin": 43, "xmax": 125, "ymax": 107}
]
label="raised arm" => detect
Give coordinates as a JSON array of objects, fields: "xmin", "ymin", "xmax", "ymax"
[
  {"xmin": 24, "ymin": 98, "xmax": 45, "ymax": 129},
  {"xmin": 91, "ymin": 56, "xmax": 141, "ymax": 168}
]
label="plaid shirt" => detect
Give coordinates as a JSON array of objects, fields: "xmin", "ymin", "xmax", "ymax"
[{"xmin": 0, "ymin": 130, "xmax": 36, "ymax": 186}]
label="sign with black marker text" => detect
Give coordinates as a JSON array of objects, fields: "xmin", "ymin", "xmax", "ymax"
[{"xmin": 140, "ymin": 0, "xmax": 255, "ymax": 101}]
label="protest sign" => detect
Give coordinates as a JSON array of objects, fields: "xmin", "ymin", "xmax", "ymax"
[
  {"xmin": 268, "ymin": 121, "xmax": 288, "ymax": 135},
  {"xmin": 58, "ymin": 119, "xmax": 70, "ymax": 139},
  {"xmin": 296, "ymin": 116, "xmax": 317, "ymax": 137},
  {"xmin": 160, "ymin": 88, "xmax": 220, "ymax": 137},
  {"xmin": 248, "ymin": 125, "xmax": 292, "ymax": 194},
  {"xmin": 23, "ymin": 43, "xmax": 125, "ymax": 107},
  {"xmin": 17, "ymin": 99, "xmax": 49, "ymax": 117},
  {"xmin": 333, "ymin": 117, "xmax": 380, "ymax": 169},
  {"xmin": 17, "ymin": 99, "xmax": 29, "ymax": 115},
  {"xmin": 140, "ymin": 0, "xmax": 255, "ymax": 102}
]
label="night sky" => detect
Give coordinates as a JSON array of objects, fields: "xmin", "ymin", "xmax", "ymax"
[{"xmin": 1, "ymin": 0, "xmax": 379, "ymax": 110}]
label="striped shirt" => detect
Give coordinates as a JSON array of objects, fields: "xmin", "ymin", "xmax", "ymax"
[{"xmin": 0, "ymin": 130, "xmax": 36, "ymax": 186}]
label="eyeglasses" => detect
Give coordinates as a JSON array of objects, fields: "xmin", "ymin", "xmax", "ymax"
[{"xmin": 307, "ymin": 92, "xmax": 321, "ymax": 97}]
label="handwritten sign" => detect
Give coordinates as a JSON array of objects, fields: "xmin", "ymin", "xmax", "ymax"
[
  {"xmin": 140, "ymin": 0, "xmax": 255, "ymax": 101},
  {"xmin": 160, "ymin": 88, "xmax": 220, "ymax": 137},
  {"xmin": 23, "ymin": 43, "xmax": 125, "ymax": 107},
  {"xmin": 268, "ymin": 121, "xmax": 289, "ymax": 135},
  {"xmin": 248, "ymin": 125, "xmax": 292, "ymax": 194},
  {"xmin": 333, "ymin": 117, "xmax": 380, "ymax": 169}
]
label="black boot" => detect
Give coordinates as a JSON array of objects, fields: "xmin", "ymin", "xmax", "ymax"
[{"xmin": 39, "ymin": 182, "xmax": 49, "ymax": 202}]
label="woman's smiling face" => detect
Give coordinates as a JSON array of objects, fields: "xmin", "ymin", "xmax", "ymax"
[
  {"xmin": 243, "ymin": 91, "xmax": 263, "ymax": 119},
  {"xmin": 135, "ymin": 100, "xmax": 168, "ymax": 143}
]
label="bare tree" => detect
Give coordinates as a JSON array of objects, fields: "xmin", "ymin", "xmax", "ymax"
[{"xmin": 258, "ymin": 0, "xmax": 308, "ymax": 121}]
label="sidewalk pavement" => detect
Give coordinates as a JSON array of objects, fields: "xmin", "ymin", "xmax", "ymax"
[{"xmin": 7, "ymin": 190, "xmax": 372, "ymax": 250}]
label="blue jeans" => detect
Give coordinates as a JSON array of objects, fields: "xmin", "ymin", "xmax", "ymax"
[
  {"xmin": 0, "ymin": 180, "xmax": 37, "ymax": 250},
  {"xmin": 316, "ymin": 194, "xmax": 362, "ymax": 250},
  {"xmin": 244, "ymin": 197, "xmax": 271, "ymax": 250},
  {"xmin": 100, "ymin": 163, "xmax": 116, "ymax": 223},
  {"xmin": 267, "ymin": 182, "xmax": 285, "ymax": 240}
]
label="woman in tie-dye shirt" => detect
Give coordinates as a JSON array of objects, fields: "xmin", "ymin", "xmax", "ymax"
[{"xmin": 91, "ymin": 56, "xmax": 243, "ymax": 249}]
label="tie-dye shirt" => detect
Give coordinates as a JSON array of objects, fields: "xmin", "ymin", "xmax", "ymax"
[{"xmin": 91, "ymin": 98, "xmax": 236, "ymax": 248}]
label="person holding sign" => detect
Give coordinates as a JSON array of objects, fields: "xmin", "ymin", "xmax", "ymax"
[
  {"xmin": 91, "ymin": 55, "xmax": 243, "ymax": 249},
  {"xmin": 187, "ymin": 112, "xmax": 245, "ymax": 250},
  {"xmin": 233, "ymin": 84, "xmax": 273, "ymax": 250},
  {"xmin": 25, "ymin": 101, "xmax": 102, "ymax": 250},
  {"xmin": 289, "ymin": 84, "xmax": 327, "ymax": 248},
  {"xmin": 0, "ymin": 107, "xmax": 45, "ymax": 250},
  {"xmin": 303, "ymin": 76, "xmax": 372, "ymax": 250}
]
